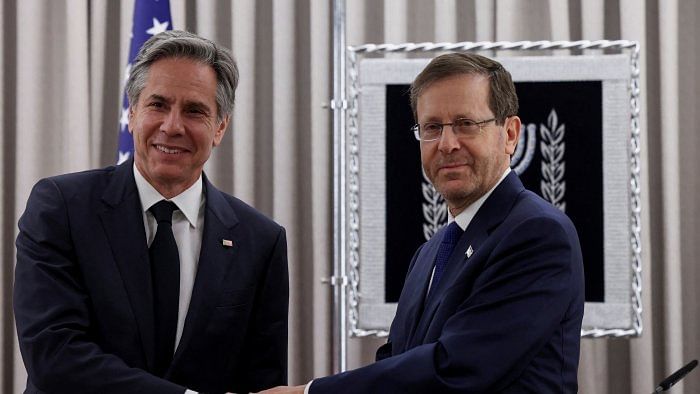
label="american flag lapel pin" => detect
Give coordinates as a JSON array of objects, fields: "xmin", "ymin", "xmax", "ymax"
[
  {"xmin": 466, "ymin": 245, "xmax": 474, "ymax": 258},
  {"xmin": 222, "ymin": 239, "xmax": 233, "ymax": 247}
]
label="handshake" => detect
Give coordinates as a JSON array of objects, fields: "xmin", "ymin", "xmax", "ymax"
[{"xmin": 254, "ymin": 386, "xmax": 306, "ymax": 394}]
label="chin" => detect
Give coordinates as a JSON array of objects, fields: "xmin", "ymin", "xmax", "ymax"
[
  {"xmin": 151, "ymin": 167, "xmax": 187, "ymax": 181},
  {"xmin": 439, "ymin": 182, "xmax": 479, "ymax": 201},
  {"xmin": 437, "ymin": 178, "xmax": 472, "ymax": 192},
  {"xmin": 150, "ymin": 159, "xmax": 186, "ymax": 171}
]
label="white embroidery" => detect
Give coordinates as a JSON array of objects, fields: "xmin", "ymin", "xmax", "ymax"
[
  {"xmin": 421, "ymin": 170, "xmax": 447, "ymax": 241},
  {"xmin": 539, "ymin": 109, "xmax": 567, "ymax": 212},
  {"xmin": 511, "ymin": 122, "xmax": 537, "ymax": 175}
]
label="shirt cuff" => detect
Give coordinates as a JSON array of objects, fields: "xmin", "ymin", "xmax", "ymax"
[
  {"xmin": 304, "ymin": 380, "xmax": 314, "ymax": 394},
  {"xmin": 185, "ymin": 390, "xmax": 198, "ymax": 394}
]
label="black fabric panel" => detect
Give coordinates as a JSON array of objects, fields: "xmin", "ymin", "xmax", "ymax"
[
  {"xmin": 385, "ymin": 85, "xmax": 424, "ymax": 302},
  {"xmin": 516, "ymin": 81, "xmax": 604, "ymax": 302}
]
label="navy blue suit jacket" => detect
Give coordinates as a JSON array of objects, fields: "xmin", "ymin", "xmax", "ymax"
[
  {"xmin": 312, "ymin": 172, "xmax": 584, "ymax": 393},
  {"xmin": 14, "ymin": 160, "xmax": 288, "ymax": 394}
]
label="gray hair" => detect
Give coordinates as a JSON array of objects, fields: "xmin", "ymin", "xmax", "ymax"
[{"xmin": 126, "ymin": 30, "xmax": 239, "ymax": 122}]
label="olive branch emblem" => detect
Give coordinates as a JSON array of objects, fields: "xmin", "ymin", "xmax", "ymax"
[
  {"xmin": 539, "ymin": 109, "xmax": 566, "ymax": 212},
  {"xmin": 421, "ymin": 170, "xmax": 447, "ymax": 240}
]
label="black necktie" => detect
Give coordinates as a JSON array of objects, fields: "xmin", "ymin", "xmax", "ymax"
[
  {"xmin": 430, "ymin": 222, "xmax": 463, "ymax": 296},
  {"xmin": 149, "ymin": 200, "xmax": 180, "ymax": 376}
]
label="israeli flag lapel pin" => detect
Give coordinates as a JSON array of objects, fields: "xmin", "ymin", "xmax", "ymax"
[
  {"xmin": 465, "ymin": 245, "xmax": 474, "ymax": 258},
  {"xmin": 222, "ymin": 239, "xmax": 233, "ymax": 247}
]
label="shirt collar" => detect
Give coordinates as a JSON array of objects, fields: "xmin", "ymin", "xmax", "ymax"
[
  {"xmin": 449, "ymin": 167, "xmax": 511, "ymax": 231},
  {"xmin": 133, "ymin": 164, "xmax": 203, "ymax": 228}
]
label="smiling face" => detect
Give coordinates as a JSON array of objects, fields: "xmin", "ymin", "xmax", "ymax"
[
  {"xmin": 128, "ymin": 57, "xmax": 229, "ymax": 198},
  {"xmin": 417, "ymin": 73, "xmax": 520, "ymax": 216}
]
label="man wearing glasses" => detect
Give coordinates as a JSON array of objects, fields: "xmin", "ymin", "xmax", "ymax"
[{"xmin": 265, "ymin": 53, "xmax": 584, "ymax": 393}]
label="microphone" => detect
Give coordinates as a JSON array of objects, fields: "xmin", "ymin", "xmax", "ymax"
[{"xmin": 653, "ymin": 359, "xmax": 698, "ymax": 393}]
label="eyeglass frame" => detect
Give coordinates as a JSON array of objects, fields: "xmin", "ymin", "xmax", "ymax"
[{"xmin": 411, "ymin": 117, "xmax": 497, "ymax": 142}]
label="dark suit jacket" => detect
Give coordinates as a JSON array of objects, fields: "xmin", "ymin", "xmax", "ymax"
[
  {"xmin": 311, "ymin": 172, "xmax": 584, "ymax": 393},
  {"xmin": 14, "ymin": 160, "xmax": 288, "ymax": 394}
]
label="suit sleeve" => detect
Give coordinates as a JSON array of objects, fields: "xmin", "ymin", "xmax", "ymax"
[
  {"xmin": 14, "ymin": 178, "xmax": 186, "ymax": 394},
  {"xmin": 374, "ymin": 242, "xmax": 426, "ymax": 363},
  {"xmin": 311, "ymin": 215, "xmax": 581, "ymax": 393},
  {"xmin": 238, "ymin": 226, "xmax": 289, "ymax": 391}
]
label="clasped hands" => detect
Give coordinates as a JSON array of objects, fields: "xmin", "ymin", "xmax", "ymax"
[{"xmin": 255, "ymin": 384, "xmax": 305, "ymax": 393}]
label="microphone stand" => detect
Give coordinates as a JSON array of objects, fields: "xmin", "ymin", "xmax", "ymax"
[{"xmin": 652, "ymin": 359, "xmax": 698, "ymax": 393}]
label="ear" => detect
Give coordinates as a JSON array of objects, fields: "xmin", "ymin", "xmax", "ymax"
[
  {"xmin": 127, "ymin": 107, "xmax": 135, "ymax": 135},
  {"xmin": 504, "ymin": 116, "xmax": 521, "ymax": 155},
  {"xmin": 212, "ymin": 115, "xmax": 230, "ymax": 147}
]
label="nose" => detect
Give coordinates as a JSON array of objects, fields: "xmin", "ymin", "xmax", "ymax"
[
  {"xmin": 160, "ymin": 110, "xmax": 185, "ymax": 135},
  {"xmin": 437, "ymin": 124, "xmax": 460, "ymax": 153}
]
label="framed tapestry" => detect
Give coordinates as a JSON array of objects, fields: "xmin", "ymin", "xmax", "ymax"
[{"xmin": 343, "ymin": 41, "xmax": 642, "ymax": 338}]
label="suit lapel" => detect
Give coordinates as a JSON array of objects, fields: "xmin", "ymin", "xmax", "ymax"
[
  {"xmin": 98, "ymin": 159, "xmax": 155, "ymax": 369},
  {"xmin": 171, "ymin": 176, "xmax": 239, "ymax": 366},
  {"xmin": 397, "ymin": 239, "xmax": 441, "ymax": 352},
  {"xmin": 410, "ymin": 172, "xmax": 525, "ymax": 345}
]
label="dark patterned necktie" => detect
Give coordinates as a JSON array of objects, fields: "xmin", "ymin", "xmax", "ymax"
[
  {"xmin": 149, "ymin": 200, "xmax": 180, "ymax": 376},
  {"xmin": 430, "ymin": 222, "xmax": 463, "ymax": 295}
]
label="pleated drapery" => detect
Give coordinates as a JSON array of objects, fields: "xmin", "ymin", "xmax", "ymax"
[{"xmin": 1, "ymin": 1, "xmax": 699, "ymax": 393}]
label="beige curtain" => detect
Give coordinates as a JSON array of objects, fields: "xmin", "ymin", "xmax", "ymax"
[{"xmin": 1, "ymin": 0, "xmax": 698, "ymax": 393}]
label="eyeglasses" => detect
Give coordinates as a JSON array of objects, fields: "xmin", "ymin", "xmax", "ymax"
[{"xmin": 411, "ymin": 118, "xmax": 496, "ymax": 142}]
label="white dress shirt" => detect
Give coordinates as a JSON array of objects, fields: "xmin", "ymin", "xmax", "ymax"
[{"xmin": 133, "ymin": 165, "xmax": 204, "ymax": 394}]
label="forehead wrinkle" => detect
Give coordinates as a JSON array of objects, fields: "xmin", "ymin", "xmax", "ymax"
[
  {"xmin": 417, "ymin": 74, "xmax": 492, "ymax": 123},
  {"xmin": 143, "ymin": 58, "xmax": 218, "ymax": 112}
]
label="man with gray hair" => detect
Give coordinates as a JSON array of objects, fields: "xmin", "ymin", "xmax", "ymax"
[{"xmin": 15, "ymin": 30, "xmax": 288, "ymax": 393}]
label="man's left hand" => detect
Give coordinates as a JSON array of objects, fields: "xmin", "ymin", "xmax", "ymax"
[{"xmin": 256, "ymin": 385, "xmax": 305, "ymax": 393}]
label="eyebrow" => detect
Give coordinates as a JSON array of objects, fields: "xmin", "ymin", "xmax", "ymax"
[
  {"xmin": 146, "ymin": 94, "xmax": 213, "ymax": 115},
  {"xmin": 421, "ymin": 115, "xmax": 476, "ymax": 122},
  {"xmin": 146, "ymin": 94, "xmax": 169, "ymax": 104}
]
